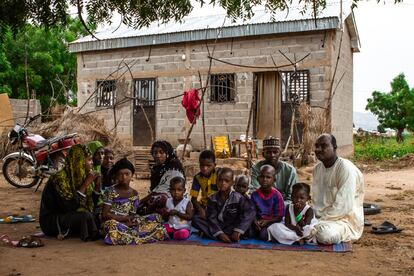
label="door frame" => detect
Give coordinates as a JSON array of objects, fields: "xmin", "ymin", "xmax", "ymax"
[{"xmin": 132, "ymin": 78, "xmax": 157, "ymax": 146}]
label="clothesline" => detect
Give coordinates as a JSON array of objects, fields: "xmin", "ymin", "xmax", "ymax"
[{"xmin": 124, "ymin": 85, "xmax": 236, "ymax": 103}]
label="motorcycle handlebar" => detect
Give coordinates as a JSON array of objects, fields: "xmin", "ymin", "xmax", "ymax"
[{"xmin": 24, "ymin": 114, "xmax": 42, "ymax": 127}]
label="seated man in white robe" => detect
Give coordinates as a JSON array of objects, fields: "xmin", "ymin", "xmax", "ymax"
[{"xmin": 312, "ymin": 134, "xmax": 364, "ymax": 244}]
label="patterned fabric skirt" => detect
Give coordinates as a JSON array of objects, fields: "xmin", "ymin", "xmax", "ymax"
[{"xmin": 102, "ymin": 214, "xmax": 167, "ymax": 245}]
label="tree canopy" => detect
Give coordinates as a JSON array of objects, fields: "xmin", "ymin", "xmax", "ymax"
[
  {"xmin": 0, "ymin": 17, "xmax": 93, "ymax": 111},
  {"xmin": 366, "ymin": 73, "xmax": 414, "ymax": 142},
  {"xmin": 3, "ymin": 0, "xmax": 400, "ymax": 37}
]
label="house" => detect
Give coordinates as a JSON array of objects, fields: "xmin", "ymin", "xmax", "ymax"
[{"xmin": 69, "ymin": 3, "xmax": 360, "ymax": 157}]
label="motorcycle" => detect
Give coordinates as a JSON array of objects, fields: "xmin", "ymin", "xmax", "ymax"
[{"xmin": 2, "ymin": 114, "xmax": 80, "ymax": 189}]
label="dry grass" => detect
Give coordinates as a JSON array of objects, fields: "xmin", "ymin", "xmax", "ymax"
[
  {"xmin": 0, "ymin": 109, "xmax": 132, "ymax": 159},
  {"xmin": 296, "ymin": 102, "xmax": 329, "ymax": 165}
]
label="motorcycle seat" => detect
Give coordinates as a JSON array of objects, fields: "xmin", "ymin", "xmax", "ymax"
[{"xmin": 35, "ymin": 136, "xmax": 61, "ymax": 149}]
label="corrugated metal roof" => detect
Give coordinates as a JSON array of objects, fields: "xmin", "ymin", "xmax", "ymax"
[{"xmin": 69, "ymin": 2, "xmax": 354, "ymax": 53}]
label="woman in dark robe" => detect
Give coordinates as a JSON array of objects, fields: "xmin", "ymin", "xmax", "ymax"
[
  {"xmin": 39, "ymin": 144, "xmax": 101, "ymax": 241},
  {"xmin": 138, "ymin": 140, "xmax": 185, "ymax": 215}
]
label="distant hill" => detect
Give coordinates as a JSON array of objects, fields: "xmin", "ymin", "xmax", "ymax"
[{"xmin": 353, "ymin": 112, "xmax": 379, "ymax": 131}]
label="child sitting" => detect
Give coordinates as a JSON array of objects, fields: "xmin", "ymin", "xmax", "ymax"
[
  {"xmin": 192, "ymin": 167, "xmax": 255, "ymax": 243},
  {"xmin": 164, "ymin": 176, "xmax": 194, "ymax": 240},
  {"xmin": 190, "ymin": 150, "xmax": 218, "ymax": 219},
  {"xmin": 101, "ymin": 158, "xmax": 167, "ymax": 245},
  {"xmin": 234, "ymin": 175, "xmax": 249, "ymax": 198},
  {"xmin": 251, "ymin": 165, "xmax": 284, "ymax": 240},
  {"xmin": 267, "ymin": 183, "xmax": 317, "ymax": 245}
]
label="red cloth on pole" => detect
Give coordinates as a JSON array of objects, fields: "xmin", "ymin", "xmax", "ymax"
[{"xmin": 181, "ymin": 89, "xmax": 201, "ymax": 123}]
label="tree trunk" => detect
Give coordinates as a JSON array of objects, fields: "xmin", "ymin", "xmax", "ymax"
[{"xmin": 396, "ymin": 128, "xmax": 404, "ymax": 143}]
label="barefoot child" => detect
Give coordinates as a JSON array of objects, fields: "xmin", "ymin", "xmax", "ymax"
[
  {"xmin": 234, "ymin": 175, "xmax": 249, "ymax": 198},
  {"xmin": 251, "ymin": 165, "xmax": 284, "ymax": 240},
  {"xmin": 190, "ymin": 150, "xmax": 218, "ymax": 219},
  {"xmin": 164, "ymin": 176, "xmax": 194, "ymax": 240},
  {"xmin": 101, "ymin": 158, "xmax": 167, "ymax": 245},
  {"xmin": 192, "ymin": 168, "xmax": 255, "ymax": 243},
  {"xmin": 267, "ymin": 183, "xmax": 317, "ymax": 245}
]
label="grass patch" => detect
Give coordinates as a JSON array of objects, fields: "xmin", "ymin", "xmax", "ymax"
[{"xmin": 354, "ymin": 135, "xmax": 414, "ymax": 161}]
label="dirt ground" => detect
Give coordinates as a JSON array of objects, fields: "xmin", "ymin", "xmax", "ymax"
[{"xmin": 0, "ymin": 166, "xmax": 413, "ymax": 276}]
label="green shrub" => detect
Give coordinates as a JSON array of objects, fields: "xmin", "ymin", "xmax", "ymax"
[{"xmin": 354, "ymin": 135, "xmax": 414, "ymax": 161}]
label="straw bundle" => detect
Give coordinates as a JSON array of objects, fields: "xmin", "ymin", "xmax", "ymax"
[
  {"xmin": 297, "ymin": 102, "xmax": 329, "ymax": 165},
  {"xmin": 33, "ymin": 110, "xmax": 132, "ymax": 158}
]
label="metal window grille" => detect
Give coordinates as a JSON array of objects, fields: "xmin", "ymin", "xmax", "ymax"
[
  {"xmin": 210, "ymin": 74, "xmax": 236, "ymax": 103},
  {"xmin": 133, "ymin": 79, "xmax": 156, "ymax": 111},
  {"xmin": 281, "ymin": 70, "xmax": 310, "ymax": 103},
  {"xmin": 96, "ymin": 80, "xmax": 116, "ymax": 107}
]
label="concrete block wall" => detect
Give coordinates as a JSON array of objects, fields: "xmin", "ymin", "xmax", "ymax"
[
  {"xmin": 156, "ymin": 73, "xmax": 254, "ymax": 148},
  {"xmin": 9, "ymin": 99, "xmax": 41, "ymax": 125},
  {"xmin": 330, "ymin": 24, "xmax": 354, "ymax": 152},
  {"xmin": 76, "ymin": 31, "xmax": 336, "ymax": 149}
]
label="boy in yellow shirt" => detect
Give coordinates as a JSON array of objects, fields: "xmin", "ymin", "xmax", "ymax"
[{"xmin": 190, "ymin": 150, "xmax": 218, "ymax": 219}]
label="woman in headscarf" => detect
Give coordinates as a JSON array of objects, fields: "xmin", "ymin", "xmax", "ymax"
[
  {"xmin": 39, "ymin": 144, "xmax": 101, "ymax": 241},
  {"xmin": 87, "ymin": 140, "xmax": 105, "ymax": 173},
  {"xmin": 138, "ymin": 140, "xmax": 185, "ymax": 215},
  {"xmin": 102, "ymin": 158, "xmax": 167, "ymax": 245}
]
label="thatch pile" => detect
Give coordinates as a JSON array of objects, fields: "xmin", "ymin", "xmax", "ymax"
[
  {"xmin": 296, "ymin": 102, "xmax": 329, "ymax": 165},
  {"xmin": 33, "ymin": 111, "xmax": 132, "ymax": 158}
]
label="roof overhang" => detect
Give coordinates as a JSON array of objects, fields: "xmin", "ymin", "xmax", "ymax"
[
  {"xmin": 345, "ymin": 11, "xmax": 361, "ymax": 52},
  {"xmin": 69, "ymin": 17, "xmax": 340, "ymax": 53}
]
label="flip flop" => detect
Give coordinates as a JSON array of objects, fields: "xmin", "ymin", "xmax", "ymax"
[
  {"xmin": 0, "ymin": 234, "xmax": 19, "ymax": 247},
  {"xmin": 364, "ymin": 203, "xmax": 381, "ymax": 215},
  {"xmin": 0, "ymin": 215, "xmax": 35, "ymax": 224},
  {"xmin": 371, "ymin": 221, "xmax": 403, "ymax": 234},
  {"xmin": 17, "ymin": 236, "xmax": 44, "ymax": 248}
]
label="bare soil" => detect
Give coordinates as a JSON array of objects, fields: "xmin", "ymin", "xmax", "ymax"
[{"xmin": 0, "ymin": 168, "xmax": 413, "ymax": 276}]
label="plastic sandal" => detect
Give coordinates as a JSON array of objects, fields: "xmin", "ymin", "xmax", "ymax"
[
  {"xmin": 17, "ymin": 236, "xmax": 44, "ymax": 248},
  {"xmin": 371, "ymin": 221, "xmax": 403, "ymax": 234},
  {"xmin": 0, "ymin": 215, "xmax": 35, "ymax": 224},
  {"xmin": 0, "ymin": 234, "xmax": 19, "ymax": 247}
]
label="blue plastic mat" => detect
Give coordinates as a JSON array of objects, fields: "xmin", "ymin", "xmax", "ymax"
[{"xmin": 162, "ymin": 233, "xmax": 352, "ymax": 252}]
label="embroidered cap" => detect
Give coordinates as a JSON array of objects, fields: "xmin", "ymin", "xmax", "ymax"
[{"xmin": 263, "ymin": 136, "xmax": 281, "ymax": 149}]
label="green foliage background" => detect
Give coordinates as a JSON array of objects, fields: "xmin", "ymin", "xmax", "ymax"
[
  {"xmin": 366, "ymin": 73, "xmax": 414, "ymax": 142},
  {"xmin": 354, "ymin": 135, "xmax": 414, "ymax": 161},
  {"xmin": 0, "ymin": 18, "xmax": 90, "ymax": 111}
]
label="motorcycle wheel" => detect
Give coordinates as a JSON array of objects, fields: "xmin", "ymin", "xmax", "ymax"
[{"xmin": 2, "ymin": 156, "xmax": 40, "ymax": 188}]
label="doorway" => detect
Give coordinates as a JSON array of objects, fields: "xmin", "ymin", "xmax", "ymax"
[
  {"xmin": 133, "ymin": 79, "xmax": 156, "ymax": 146},
  {"xmin": 253, "ymin": 72, "xmax": 282, "ymax": 140}
]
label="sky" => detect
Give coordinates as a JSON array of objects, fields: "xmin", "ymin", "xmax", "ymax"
[{"xmin": 352, "ymin": 0, "xmax": 414, "ymax": 112}]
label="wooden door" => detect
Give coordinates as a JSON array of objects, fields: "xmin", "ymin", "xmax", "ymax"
[{"xmin": 133, "ymin": 79, "xmax": 156, "ymax": 146}]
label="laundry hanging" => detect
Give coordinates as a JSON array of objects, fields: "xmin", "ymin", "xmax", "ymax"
[{"xmin": 181, "ymin": 89, "xmax": 201, "ymax": 123}]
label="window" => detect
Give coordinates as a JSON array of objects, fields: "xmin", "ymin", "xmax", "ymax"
[
  {"xmin": 96, "ymin": 80, "xmax": 116, "ymax": 107},
  {"xmin": 133, "ymin": 79, "xmax": 156, "ymax": 111},
  {"xmin": 210, "ymin": 74, "xmax": 236, "ymax": 103},
  {"xmin": 281, "ymin": 70, "xmax": 310, "ymax": 103}
]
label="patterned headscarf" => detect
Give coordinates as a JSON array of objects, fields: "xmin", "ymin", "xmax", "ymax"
[
  {"xmin": 150, "ymin": 140, "xmax": 184, "ymax": 192},
  {"xmin": 51, "ymin": 144, "xmax": 94, "ymax": 211}
]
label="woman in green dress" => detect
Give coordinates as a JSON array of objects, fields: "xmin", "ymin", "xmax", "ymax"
[{"xmin": 39, "ymin": 144, "xmax": 101, "ymax": 241}]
